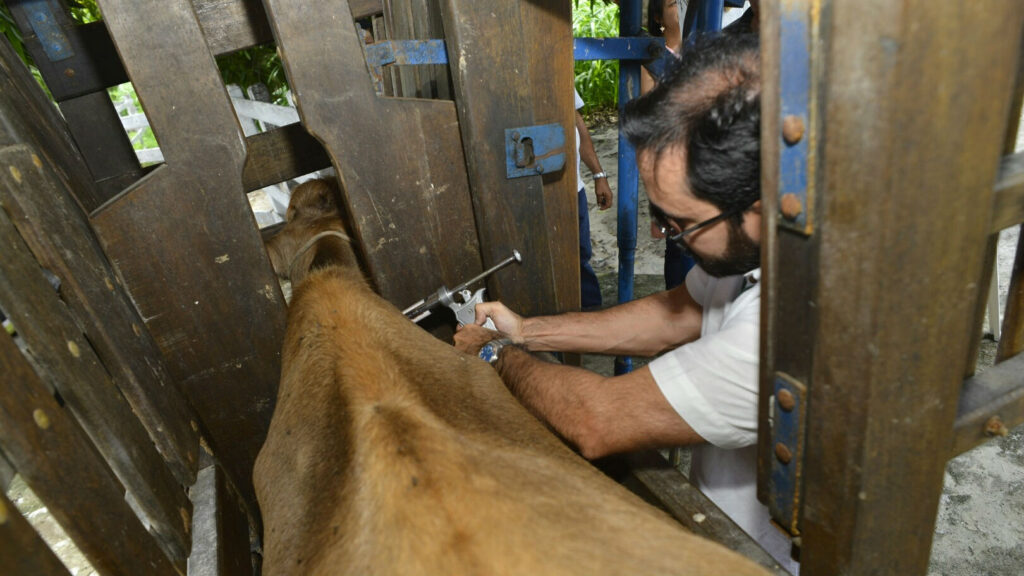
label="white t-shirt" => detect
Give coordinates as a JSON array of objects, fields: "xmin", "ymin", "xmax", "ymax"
[
  {"xmin": 649, "ymin": 266, "xmax": 799, "ymax": 573},
  {"xmin": 574, "ymin": 89, "xmax": 584, "ymax": 192}
]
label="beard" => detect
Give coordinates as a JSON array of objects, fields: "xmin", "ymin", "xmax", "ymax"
[{"xmin": 683, "ymin": 219, "xmax": 761, "ymax": 278}]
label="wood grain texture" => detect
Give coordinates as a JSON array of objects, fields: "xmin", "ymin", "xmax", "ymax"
[
  {"xmin": 0, "ymin": 491, "xmax": 72, "ymax": 576},
  {"xmin": 440, "ymin": 0, "xmax": 579, "ymax": 317},
  {"xmin": 0, "ymin": 330, "xmax": 177, "ymax": 576},
  {"xmin": 793, "ymin": 3, "xmax": 1024, "ymax": 574},
  {"xmin": 91, "ymin": 0, "xmax": 288, "ymax": 513},
  {"xmin": 262, "ymin": 0, "xmax": 482, "ymax": 311},
  {"xmin": 0, "ymin": 175, "xmax": 190, "ymax": 569}
]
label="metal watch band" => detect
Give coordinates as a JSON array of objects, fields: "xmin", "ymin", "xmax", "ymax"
[
  {"xmin": 592, "ymin": 171, "xmax": 608, "ymax": 180},
  {"xmin": 479, "ymin": 337, "xmax": 513, "ymax": 365}
]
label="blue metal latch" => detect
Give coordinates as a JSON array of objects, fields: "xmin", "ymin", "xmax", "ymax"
[{"xmin": 504, "ymin": 124, "xmax": 566, "ymax": 179}]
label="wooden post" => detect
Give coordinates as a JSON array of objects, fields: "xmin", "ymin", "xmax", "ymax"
[{"xmin": 761, "ymin": 2, "xmax": 1024, "ymax": 573}]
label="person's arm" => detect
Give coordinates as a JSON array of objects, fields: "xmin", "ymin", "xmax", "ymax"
[
  {"xmin": 464, "ymin": 283, "xmax": 702, "ymax": 358},
  {"xmin": 641, "ymin": 66, "xmax": 656, "ymax": 95},
  {"xmin": 493, "ymin": 347, "xmax": 704, "ymax": 459},
  {"xmin": 575, "ymin": 111, "xmax": 613, "ymax": 210}
]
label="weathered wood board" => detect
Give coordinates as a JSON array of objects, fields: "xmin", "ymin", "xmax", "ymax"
[{"xmin": 91, "ymin": 0, "xmax": 288, "ymax": 512}]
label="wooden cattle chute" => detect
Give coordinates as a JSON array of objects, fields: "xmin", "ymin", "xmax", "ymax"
[{"xmin": 3, "ymin": 1, "xmax": 1024, "ymax": 576}]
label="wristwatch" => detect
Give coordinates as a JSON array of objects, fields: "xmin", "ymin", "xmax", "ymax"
[
  {"xmin": 592, "ymin": 171, "xmax": 608, "ymax": 180},
  {"xmin": 479, "ymin": 338, "xmax": 513, "ymax": 365}
]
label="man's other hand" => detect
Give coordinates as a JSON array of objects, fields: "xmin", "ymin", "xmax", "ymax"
[{"xmin": 595, "ymin": 178, "xmax": 613, "ymax": 210}]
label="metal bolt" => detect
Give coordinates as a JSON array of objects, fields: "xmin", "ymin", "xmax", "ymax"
[
  {"xmin": 782, "ymin": 115, "xmax": 805, "ymax": 145},
  {"xmin": 777, "ymin": 389, "xmax": 796, "ymax": 412},
  {"xmin": 64, "ymin": 67, "xmax": 75, "ymax": 78},
  {"xmin": 780, "ymin": 193, "xmax": 803, "ymax": 221},
  {"xmin": 535, "ymin": 165, "xmax": 544, "ymax": 174},
  {"xmin": 33, "ymin": 408, "xmax": 51, "ymax": 430},
  {"xmin": 984, "ymin": 415, "xmax": 1009, "ymax": 437},
  {"xmin": 775, "ymin": 442, "xmax": 793, "ymax": 464},
  {"xmin": 512, "ymin": 131, "xmax": 521, "ymax": 141}
]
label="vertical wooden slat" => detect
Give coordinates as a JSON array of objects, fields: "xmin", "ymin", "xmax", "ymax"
[
  {"xmin": 6, "ymin": 1, "xmax": 144, "ymax": 211},
  {"xmin": 260, "ymin": 0, "xmax": 483, "ymax": 313},
  {"xmin": 0, "ymin": 32, "xmax": 201, "ymax": 487},
  {"xmin": 187, "ymin": 466, "xmax": 251, "ymax": 576},
  {"xmin": 790, "ymin": 3, "xmax": 1024, "ymax": 575},
  {"xmin": 0, "ymin": 177, "xmax": 190, "ymax": 569},
  {"xmin": 385, "ymin": 0, "xmax": 450, "ymax": 99},
  {"xmin": 440, "ymin": 0, "xmax": 579, "ymax": 317},
  {"xmin": 0, "ymin": 491, "xmax": 71, "ymax": 576},
  {"xmin": 0, "ymin": 330, "xmax": 177, "ymax": 576},
  {"xmin": 90, "ymin": 0, "xmax": 288, "ymax": 512}
]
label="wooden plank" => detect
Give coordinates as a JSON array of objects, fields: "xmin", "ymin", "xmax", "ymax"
[
  {"xmin": 242, "ymin": 123, "xmax": 331, "ymax": 192},
  {"xmin": 0, "ymin": 330, "xmax": 176, "ymax": 576},
  {"xmin": 0, "ymin": 36, "xmax": 112, "ymax": 213},
  {"xmin": 440, "ymin": 0, "xmax": 579, "ymax": 316},
  {"xmin": 0, "ymin": 491, "xmax": 71, "ymax": 576},
  {"xmin": 0, "ymin": 144, "xmax": 200, "ymax": 486},
  {"xmin": 0, "ymin": 180, "xmax": 190, "ymax": 569},
  {"xmin": 385, "ymin": 0, "xmax": 450, "ymax": 100},
  {"xmin": 58, "ymin": 90, "xmax": 146, "ymax": 212},
  {"xmin": 0, "ymin": 38, "xmax": 200, "ymax": 485},
  {"xmin": 991, "ymin": 152, "xmax": 1024, "ymax": 233},
  {"xmin": 995, "ymin": 226, "xmax": 1024, "ymax": 360},
  {"xmin": 91, "ymin": 0, "xmax": 288, "ymax": 514},
  {"xmin": 187, "ymin": 466, "xmax": 251, "ymax": 576},
  {"xmin": 622, "ymin": 452, "xmax": 789, "ymax": 575},
  {"xmin": 792, "ymin": 3, "xmax": 1024, "ymax": 575},
  {"xmin": 4, "ymin": 4, "xmax": 128, "ymax": 102},
  {"xmin": 950, "ymin": 352, "xmax": 1024, "ymax": 458},
  {"xmin": 262, "ymin": 0, "xmax": 483, "ymax": 311}
]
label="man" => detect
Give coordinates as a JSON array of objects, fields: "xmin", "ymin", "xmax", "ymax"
[
  {"xmin": 455, "ymin": 33, "xmax": 797, "ymax": 572},
  {"xmin": 574, "ymin": 88, "xmax": 613, "ymax": 309}
]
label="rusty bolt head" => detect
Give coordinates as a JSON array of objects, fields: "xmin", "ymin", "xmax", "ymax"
[
  {"xmin": 782, "ymin": 115, "xmax": 805, "ymax": 145},
  {"xmin": 984, "ymin": 415, "xmax": 1009, "ymax": 437},
  {"xmin": 777, "ymin": 389, "xmax": 796, "ymax": 412},
  {"xmin": 780, "ymin": 193, "xmax": 803, "ymax": 221},
  {"xmin": 64, "ymin": 68, "xmax": 75, "ymax": 78},
  {"xmin": 775, "ymin": 442, "xmax": 793, "ymax": 464}
]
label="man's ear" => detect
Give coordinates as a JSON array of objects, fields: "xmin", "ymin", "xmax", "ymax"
[{"xmin": 750, "ymin": 199, "xmax": 762, "ymax": 214}]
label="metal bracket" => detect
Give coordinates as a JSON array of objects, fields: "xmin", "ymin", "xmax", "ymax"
[
  {"xmin": 778, "ymin": 1, "xmax": 815, "ymax": 235},
  {"xmin": 769, "ymin": 371, "xmax": 807, "ymax": 535},
  {"xmin": 504, "ymin": 124, "xmax": 566, "ymax": 179},
  {"xmin": 22, "ymin": 0, "xmax": 74, "ymax": 62}
]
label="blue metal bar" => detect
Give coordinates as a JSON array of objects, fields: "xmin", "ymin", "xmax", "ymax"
[
  {"xmin": 614, "ymin": 0, "xmax": 643, "ymax": 376},
  {"xmin": 574, "ymin": 37, "xmax": 665, "ymax": 61},
  {"xmin": 696, "ymin": 0, "xmax": 725, "ymax": 32},
  {"xmin": 366, "ymin": 38, "xmax": 666, "ymax": 67}
]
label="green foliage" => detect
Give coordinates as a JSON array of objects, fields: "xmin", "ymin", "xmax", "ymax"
[
  {"xmin": 108, "ymin": 83, "xmax": 158, "ymax": 151},
  {"xmin": 217, "ymin": 46, "xmax": 290, "ymax": 106},
  {"xmin": 67, "ymin": 0, "xmax": 102, "ymax": 24},
  {"xmin": 573, "ymin": 1, "xmax": 620, "ymax": 113}
]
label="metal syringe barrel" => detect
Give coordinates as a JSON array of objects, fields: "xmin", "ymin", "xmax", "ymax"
[{"xmin": 402, "ymin": 250, "xmax": 522, "ymax": 321}]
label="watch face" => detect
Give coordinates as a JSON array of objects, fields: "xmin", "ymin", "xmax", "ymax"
[{"xmin": 479, "ymin": 343, "xmax": 497, "ymax": 364}]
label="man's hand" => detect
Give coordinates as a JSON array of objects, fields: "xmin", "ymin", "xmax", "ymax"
[
  {"xmin": 472, "ymin": 301, "xmax": 525, "ymax": 342},
  {"xmin": 595, "ymin": 178, "xmax": 613, "ymax": 210}
]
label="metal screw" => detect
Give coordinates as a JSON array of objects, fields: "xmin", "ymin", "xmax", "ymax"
[
  {"xmin": 775, "ymin": 442, "xmax": 793, "ymax": 464},
  {"xmin": 780, "ymin": 193, "xmax": 803, "ymax": 221},
  {"xmin": 64, "ymin": 67, "xmax": 75, "ymax": 78},
  {"xmin": 984, "ymin": 415, "xmax": 1009, "ymax": 437},
  {"xmin": 782, "ymin": 115, "xmax": 805, "ymax": 145},
  {"xmin": 512, "ymin": 131, "xmax": 521, "ymax": 141},
  {"xmin": 777, "ymin": 389, "xmax": 796, "ymax": 412},
  {"xmin": 535, "ymin": 165, "xmax": 544, "ymax": 174},
  {"xmin": 33, "ymin": 408, "xmax": 51, "ymax": 430}
]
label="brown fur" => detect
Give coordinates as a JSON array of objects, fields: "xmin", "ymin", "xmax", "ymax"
[{"xmin": 254, "ymin": 179, "xmax": 768, "ymax": 575}]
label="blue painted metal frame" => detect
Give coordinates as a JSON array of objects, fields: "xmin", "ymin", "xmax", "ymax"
[
  {"xmin": 504, "ymin": 124, "xmax": 567, "ymax": 180},
  {"xmin": 770, "ymin": 373, "xmax": 806, "ymax": 534},
  {"xmin": 779, "ymin": 2, "xmax": 813, "ymax": 234},
  {"xmin": 22, "ymin": 0, "xmax": 74, "ymax": 62},
  {"xmin": 574, "ymin": 37, "xmax": 664, "ymax": 61},
  {"xmin": 365, "ymin": 38, "xmax": 667, "ymax": 67}
]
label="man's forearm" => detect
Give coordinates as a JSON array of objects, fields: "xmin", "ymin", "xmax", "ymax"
[{"xmin": 519, "ymin": 285, "xmax": 702, "ymax": 357}]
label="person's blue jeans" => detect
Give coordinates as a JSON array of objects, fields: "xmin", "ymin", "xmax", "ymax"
[
  {"xmin": 578, "ymin": 187, "xmax": 602, "ymax": 309},
  {"xmin": 664, "ymin": 236, "xmax": 696, "ymax": 290}
]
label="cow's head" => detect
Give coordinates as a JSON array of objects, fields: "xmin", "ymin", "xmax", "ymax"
[{"xmin": 265, "ymin": 178, "xmax": 363, "ymax": 287}]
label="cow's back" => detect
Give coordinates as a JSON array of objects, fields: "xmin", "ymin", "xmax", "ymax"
[{"xmin": 255, "ymin": 269, "xmax": 768, "ymax": 575}]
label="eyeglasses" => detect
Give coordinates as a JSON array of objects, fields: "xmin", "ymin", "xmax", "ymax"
[{"xmin": 650, "ymin": 198, "xmax": 757, "ymax": 249}]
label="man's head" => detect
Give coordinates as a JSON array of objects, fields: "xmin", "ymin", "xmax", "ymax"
[{"xmin": 622, "ymin": 33, "xmax": 761, "ymax": 277}]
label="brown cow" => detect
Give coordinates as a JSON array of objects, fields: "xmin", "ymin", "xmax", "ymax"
[{"xmin": 254, "ymin": 179, "xmax": 769, "ymax": 575}]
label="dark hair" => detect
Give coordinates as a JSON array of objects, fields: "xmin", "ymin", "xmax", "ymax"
[
  {"xmin": 621, "ymin": 33, "xmax": 760, "ymax": 215},
  {"xmin": 647, "ymin": 0, "xmax": 664, "ymax": 37}
]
